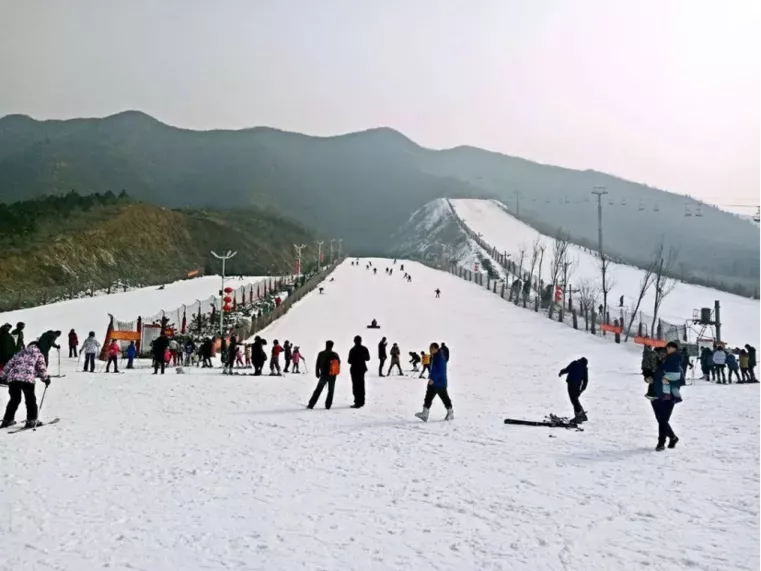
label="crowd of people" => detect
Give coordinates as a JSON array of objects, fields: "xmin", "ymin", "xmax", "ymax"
[{"xmin": 698, "ymin": 344, "xmax": 757, "ymax": 384}]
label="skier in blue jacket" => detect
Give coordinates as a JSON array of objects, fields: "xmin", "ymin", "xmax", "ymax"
[
  {"xmin": 126, "ymin": 341, "xmax": 137, "ymax": 369},
  {"xmin": 415, "ymin": 343, "xmax": 453, "ymax": 422}
]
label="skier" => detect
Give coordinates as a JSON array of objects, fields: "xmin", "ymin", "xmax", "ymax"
[
  {"xmin": 292, "ymin": 346, "xmax": 302, "ymax": 373},
  {"xmin": 244, "ymin": 345, "xmax": 252, "ymax": 368},
  {"xmin": 0, "ymin": 342, "xmax": 51, "ymax": 429},
  {"xmin": 80, "ymin": 332, "xmax": 101, "ymax": 372},
  {"xmin": 389, "ymin": 269, "xmax": 393, "ymax": 276},
  {"xmin": 419, "ymin": 350, "xmax": 431, "ymax": 378},
  {"xmin": 283, "ymin": 340, "xmax": 293, "ymax": 373},
  {"xmin": 184, "ymin": 338, "xmax": 196, "ymax": 366},
  {"xmin": 726, "ymin": 349, "xmax": 740, "ymax": 383},
  {"xmin": 650, "ymin": 341, "xmax": 682, "ymax": 451},
  {"xmin": 387, "ymin": 343, "xmax": 402, "ymax": 376},
  {"xmin": 270, "ymin": 340, "xmax": 283, "ymax": 375},
  {"xmin": 225, "ymin": 335, "xmax": 239, "ymax": 374},
  {"xmin": 0, "ymin": 323, "xmax": 16, "ymax": 370},
  {"xmin": 68, "ymin": 329, "xmax": 79, "ymax": 358},
  {"xmin": 373, "ymin": 268, "xmax": 377, "ymax": 275},
  {"xmin": 152, "ymin": 332, "xmax": 170, "ymax": 375},
  {"xmin": 414, "ymin": 342, "xmax": 454, "ymax": 422},
  {"xmin": 252, "ymin": 336, "xmax": 267, "ymax": 375},
  {"xmin": 37, "ymin": 330, "xmax": 61, "ymax": 367},
  {"xmin": 11, "ymin": 322, "xmax": 25, "ymax": 352},
  {"xmin": 348, "ymin": 335, "xmax": 370, "ymax": 408},
  {"xmin": 713, "ymin": 346, "xmax": 727, "ymax": 384},
  {"xmin": 745, "ymin": 344, "xmax": 757, "ymax": 382},
  {"xmin": 680, "ymin": 346, "xmax": 693, "ymax": 382},
  {"xmin": 105, "ymin": 339, "xmax": 120, "ymax": 373},
  {"xmin": 440, "ymin": 342, "xmax": 450, "ymax": 362},
  {"xmin": 407, "ymin": 275, "xmax": 411, "ymax": 283},
  {"xmin": 558, "ymin": 357, "xmax": 588, "ymax": 423},
  {"xmin": 235, "ymin": 346, "xmax": 245, "ymax": 368},
  {"xmin": 126, "ymin": 341, "xmax": 137, "ymax": 369},
  {"xmin": 378, "ymin": 337, "xmax": 388, "ymax": 377},
  {"xmin": 435, "ymin": 289, "xmax": 441, "ymax": 298},
  {"xmin": 408, "ymin": 351, "xmax": 421, "ymax": 372},
  {"xmin": 400, "ymin": 264, "xmax": 405, "ymax": 271},
  {"xmin": 307, "ymin": 340, "xmax": 341, "ymax": 410}
]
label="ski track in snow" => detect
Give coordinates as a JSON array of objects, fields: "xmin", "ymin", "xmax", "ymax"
[
  {"xmin": 450, "ymin": 198, "xmax": 760, "ymax": 348},
  {"xmin": 1, "ymin": 259, "xmax": 758, "ymax": 571}
]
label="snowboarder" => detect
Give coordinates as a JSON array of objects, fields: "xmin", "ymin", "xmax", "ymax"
[
  {"xmin": 745, "ymin": 344, "xmax": 757, "ymax": 381},
  {"xmin": 152, "ymin": 332, "xmax": 170, "ymax": 375},
  {"xmin": 409, "ymin": 351, "xmax": 421, "ymax": 372},
  {"xmin": 419, "ymin": 350, "xmax": 431, "ymax": 378},
  {"xmin": 37, "ymin": 330, "xmax": 61, "ymax": 367},
  {"xmin": 292, "ymin": 346, "xmax": 302, "ymax": 373},
  {"xmin": 0, "ymin": 323, "xmax": 16, "ymax": 370},
  {"xmin": 126, "ymin": 341, "xmax": 137, "ymax": 369},
  {"xmin": 415, "ymin": 342, "xmax": 454, "ymax": 422},
  {"xmin": 0, "ymin": 342, "xmax": 51, "ymax": 429},
  {"xmin": 387, "ymin": 343, "xmax": 402, "ymax": 376},
  {"xmin": 400, "ymin": 264, "xmax": 404, "ymax": 271},
  {"xmin": 435, "ymin": 289, "xmax": 441, "ymax": 298},
  {"xmin": 68, "ymin": 329, "xmax": 79, "ymax": 358},
  {"xmin": 378, "ymin": 337, "xmax": 388, "ymax": 377},
  {"xmin": 558, "ymin": 357, "xmax": 588, "ymax": 423},
  {"xmin": 650, "ymin": 341, "xmax": 682, "ymax": 451},
  {"xmin": 270, "ymin": 340, "xmax": 282, "ymax": 375},
  {"xmin": 348, "ymin": 335, "xmax": 370, "ymax": 408},
  {"xmin": 283, "ymin": 341, "xmax": 293, "ymax": 373},
  {"xmin": 11, "ymin": 322, "xmax": 25, "ymax": 352},
  {"xmin": 80, "ymin": 332, "xmax": 100, "ymax": 372},
  {"xmin": 307, "ymin": 340, "xmax": 341, "ymax": 409},
  {"xmin": 106, "ymin": 339, "xmax": 120, "ymax": 373}
]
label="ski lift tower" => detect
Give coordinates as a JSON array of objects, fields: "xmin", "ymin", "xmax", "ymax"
[{"xmin": 692, "ymin": 300, "xmax": 722, "ymax": 346}]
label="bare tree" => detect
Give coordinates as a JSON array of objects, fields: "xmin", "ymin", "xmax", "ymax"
[
  {"xmin": 561, "ymin": 254, "xmax": 579, "ymax": 308},
  {"xmin": 526, "ymin": 236, "xmax": 543, "ymax": 294},
  {"xmin": 598, "ymin": 254, "xmax": 616, "ymax": 324},
  {"xmin": 517, "ymin": 243, "xmax": 527, "ymax": 282},
  {"xmin": 536, "ymin": 244, "xmax": 546, "ymax": 295},
  {"xmin": 577, "ymin": 279, "xmax": 600, "ymax": 315},
  {"xmin": 624, "ymin": 250, "xmax": 659, "ymax": 341},
  {"xmin": 548, "ymin": 230, "xmax": 571, "ymax": 315},
  {"xmin": 651, "ymin": 243, "xmax": 679, "ymax": 335}
]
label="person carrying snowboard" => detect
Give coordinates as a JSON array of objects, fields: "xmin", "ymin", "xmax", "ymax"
[
  {"xmin": 307, "ymin": 341, "xmax": 341, "ymax": 410},
  {"xmin": 419, "ymin": 350, "xmax": 431, "ymax": 378},
  {"xmin": 415, "ymin": 342, "xmax": 454, "ymax": 422},
  {"xmin": 80, "ymin": 332, "xmax": 101, "ymax": 372},
  {"xmin": 387, "ymin": 342, "xmax": 402, "ymax": 376},
  {"xmin": 378, "ymin": 337, "xmax": 388, "ymax": 377},
  {"xmin": 348, "ymin": 335, "xmax": 370, "ymax": 408},
  {"xmin": 558, "ymin": 357, "xmax": 588, "ymax": 423},
  {"xmin": 106, "ymin": 339, "xmax": 121, "ymax": 373},
  {"xmin": 0, "ymin": 342, "xmax": 51, "ymax": 429}
]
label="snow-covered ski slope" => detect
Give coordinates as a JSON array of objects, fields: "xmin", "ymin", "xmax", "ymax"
[
  {"xmin": 0, "ymin": 275, "xmax": 264, "ymax": 343},
  {"xmin": 451, "ymin": 199, "xmax": 760, "ymax": 347},
  {"xmin": 3, "ymin": 259, "xmax": 758, "ymax": 571}
]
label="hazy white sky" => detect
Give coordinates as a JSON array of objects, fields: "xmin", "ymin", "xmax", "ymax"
[{"xmin": 1, "ymin": 0, "xmax": 758, "ymax": 210}]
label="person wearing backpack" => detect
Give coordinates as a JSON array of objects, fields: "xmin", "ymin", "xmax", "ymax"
[
  {"xmin": 308, "ymin": 340, "xmax": 341, "ymax": 410},
  {"xmin": 348, "ymin": 335, "xmax": 370, "ymax": 408}
]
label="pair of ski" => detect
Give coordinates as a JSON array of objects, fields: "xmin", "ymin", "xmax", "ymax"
[
  {"xmin": 504, "ymin": 414, "xmax": 583, "ymax": 431},
  {"xmin": 6, "ymin": 418, "xmax": 60, "ymax": 434}
]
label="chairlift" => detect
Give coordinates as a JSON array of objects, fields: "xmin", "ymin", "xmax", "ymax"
[
  {"xmin": 653, "ymin": 203, "xmax": 660, "ymax": 212},
  {"xmin": 638, "ymin": 201, "xmax": 645, "ymax": 212},
  {"xmin": 684, "ymin": 205, "xmax": 692, "ymax": 217},
  {"xmin": 695, "ymin": 205, "xmax": 703, "ymax": 217},
  {"xmin": 621, "ymin": 198, "xmax": 627, "ymax": 206},
  {"xmin": 608, "ymin": 199, "xmax": 614, "ymax": 206}
]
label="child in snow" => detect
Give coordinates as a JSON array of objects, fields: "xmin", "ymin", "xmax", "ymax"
[
  {"xmin": 245, "ymin": 345, "xmax": 252, "ymax": 368},
  {"xmin": 408, "ymin": 351, "xmax": 421, "ymax": 372},
  {"xmin": 270, "ymin": 340, "xmax": 283, "ymax": 375},
  {"xmin": 80, "ymin": 331, "xmax": 101, "ymax": 373},
  {"xmin": 126, "ymin": 341, "xmax": 137, "ymax": 369},
  {"xmin": 419, "ymin": 351, "xmax": 431, "ymax": 379},
  {"xmin": 291, "ymin": 347, "xmax": 302, "ymax": 373},
  {"xmin": 106, "ymin": 339, "xmax": 121, "ymax": 373},
  {"xmin": 415, "ymin": 343, "xmax": 453, "ymax": 422},
  {"xmin": 0, "ymin": 342, "xmax": 51, "ymax": 428},
  {"xmin": 236, "ymin": 347, "xmax": 245, "ymax": 368}
]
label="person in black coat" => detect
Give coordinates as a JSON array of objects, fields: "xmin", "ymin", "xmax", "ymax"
[
  {"xmin": 440, "ymin": 342, "xmax": 450, "ymax": 362},
  {"xmin": 152, "ymin": 333, "xmax": 170, "ymax": 375},
  {"xmin": 559, "ymin": 357, "xmax": 588, "ymax": 422},
  {"xmin": 11, "ymin": 322, "xmax": 25, "ymax": 352},
  {"xmin": 37, "ymin": 330, "xmax": 61, "ymax": 367},
  {"xmin": 308, "ymin": 341, "xmax": 341, "ymax": 410},
  {"xmin": 252, "ymin": 336, "xmax": 267, "ymax": 375},
  {"xmin": 378, "ymin": 337, "xmax": 388, "ymax": 377},
  {"xmin": 0, "ymin": 323, "xmax": 16, "ymax": 367},
  {"xmin": 348, "ymin": 335, "xmax": 370, "ymax": 408},
  {"xmin": 225, "ymin": 335, "xmax": 238, "ymax": 374},
  {"xmin": 283, "ymin": 341, "xmax": 293, "ymax": 373}
]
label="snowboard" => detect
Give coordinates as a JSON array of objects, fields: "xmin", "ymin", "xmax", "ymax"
[
  {"xmin": 504, "ymin": 414, "xmax": 583, "ymax": 431},
  {"xmin": 8, "ymin": 418, "xmax": 61, "ymax": 434}
]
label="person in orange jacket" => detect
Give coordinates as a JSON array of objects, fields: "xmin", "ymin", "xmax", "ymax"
[{"xmin": 419, "ymin": 350, "xmax": 431, "ymax": 379}]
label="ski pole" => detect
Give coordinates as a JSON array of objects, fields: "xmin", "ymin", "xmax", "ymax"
[
  {"xmin": 34, "ymin": 383, "xmax": 48, "ymax": 432},
  {"xmin": 57, "ymin": 348, "xmax": 61, "ymax": 378}
]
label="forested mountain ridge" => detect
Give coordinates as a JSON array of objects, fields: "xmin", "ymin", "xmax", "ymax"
[{"xmin": 0, "ymin": 111, "xmax": 757, "ymax": 295}]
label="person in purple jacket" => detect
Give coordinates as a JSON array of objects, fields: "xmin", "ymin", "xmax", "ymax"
[{"xmin": 0, "ymin": 342, "xmax": 51, "ymax": 429}]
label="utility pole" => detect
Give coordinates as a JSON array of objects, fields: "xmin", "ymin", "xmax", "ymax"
[
  {"xmin": 338, "ymin": 238, "xmax": 343, "ymax": 259},
  {"xmin": 211, "ymin": 250, "xmax": 237, "ymax": 339},
  {"xmin": 592, "ymin": 185, "xmax": 609, "ymax": 324},
  {"xmin": 294, "ymin": 244, "xmax": 307, "ymax": 277},
  {"xmin": 316, "ymin": 241, "xmax": 324, "ymax": 271},
  {"xmin": 329, "ymin": 239, "xmax": 335, "ymax": 265}
]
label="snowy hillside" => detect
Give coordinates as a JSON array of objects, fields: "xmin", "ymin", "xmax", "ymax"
[
  {"xmin": 2, "ymin": 258, "xmax": 758, "ymax": 570},
  {"xmin": 0, "ymin": 275, "xmax": 265, "ymax": 343},
  {"xmin": 451, "ymin": 199, "xmax": 760, "ymax": 347}
]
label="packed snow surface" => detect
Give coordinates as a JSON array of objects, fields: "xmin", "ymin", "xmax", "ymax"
[
  {"xmin": 0, "ymin": 275, "xmax": 264, "ymax": 343},
  {"xmin": 2, "ymin": 259, "xmax": 758, "ymax": 570},
  {"xmin": 451, "ymin": 199, "xmax": 760, "ymax": 347}
]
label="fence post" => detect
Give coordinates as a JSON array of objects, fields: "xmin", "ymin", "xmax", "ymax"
[
  {"xmin": 572, "ymin": 309, "xmax": 578, "ymax": 330},
  {"xmin": 501, "ymin": 283, "xmax": 505, "ymax": 298},
  {"xmin": 591, "ymin": 310, "xmax": 597, "ymax": 334},
  {"xmin": 534, "ymin": 296, "xmax": 539, "ymax": 312}
]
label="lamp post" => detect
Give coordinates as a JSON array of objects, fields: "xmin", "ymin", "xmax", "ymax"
[
  {"xmin": 338, "ymin": 238, "xmax": 343, "ymax": 259},
  {"xmin": 211, "ymin": 250, "xmax": 237, "ymax": 338},
  {"xmin": 329, "ymin": 239, "xmax": 335, "ymax": 264},
  {"xmin": 316, "ymin": 241, "xmax": 324, "ymax": 271},
  {"xmin": 294, "ymin": 244, "xmax": 307, "ymax": 277}
]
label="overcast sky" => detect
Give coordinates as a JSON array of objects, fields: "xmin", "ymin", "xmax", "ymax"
[{"xmin": 1, "ymin": 0, "xmax": 758, "ymax": 211}]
